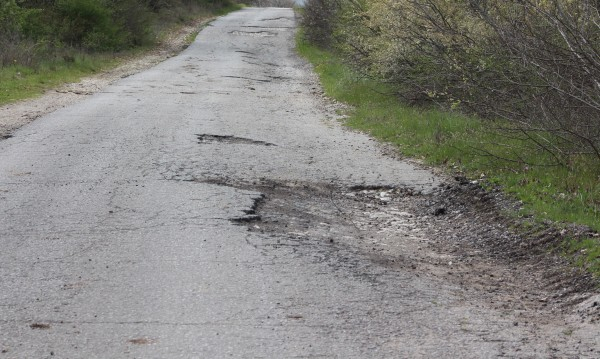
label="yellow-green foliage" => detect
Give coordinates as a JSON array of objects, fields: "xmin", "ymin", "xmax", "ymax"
[{"xmin": 303, "ymin": 0, "xmax": 600, "ymax": 165}]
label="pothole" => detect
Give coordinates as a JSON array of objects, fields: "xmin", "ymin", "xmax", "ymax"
[
  {"xmin": 229, "ymin": 30, "xmax": 276, "ymax": 37},
  {"xmin": 260, "ymin": 17, "xmax": 294, "ymax": 21},
  {"xmin": 191, "ymin": 177, "xmax": 416, "ymax": 235},
  {"xmin": 221, "ymin": 75, "xmax": 271, "ymax": 83},
  {"xmin": 241, "ymin": 26, "xmax": 294, "ymax": 30},
  {"xmin": 196, "ymin": 134, "xmax": 276, "ymax": 147}
]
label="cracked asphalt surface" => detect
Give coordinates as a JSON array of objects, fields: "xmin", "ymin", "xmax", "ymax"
[{"xmin": 0, "ymin": 8, "xmax": 598, "ymax": 358}]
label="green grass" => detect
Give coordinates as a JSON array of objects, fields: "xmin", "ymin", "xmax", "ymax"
[
  {"xmin": 296, "ymin": 33, "xmax": 600, "ymax": 276},
  {"xmin": 0, "ymin": 3, "xmax": 244, "ymax": 106},
  {"xmin": 0, "ymin": 56, "xmax": 115, "ymax": 105},
  {"xmin": 564, "ymin": 237, "xmax": 600, "ymax": 274}
]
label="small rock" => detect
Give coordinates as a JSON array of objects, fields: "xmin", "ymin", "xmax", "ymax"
[{"xmin": 433, "ymin": 207, "xmax": 446, "ymax": 216}]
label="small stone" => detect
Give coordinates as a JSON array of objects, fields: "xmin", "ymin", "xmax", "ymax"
[{"xmin": 433, "ymin": 207, "xmax": 446, "ymax": 216}]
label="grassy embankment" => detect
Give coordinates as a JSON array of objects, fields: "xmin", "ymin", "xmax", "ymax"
[
  {"xmin": 296, "ymin": 34, "xmax": 600, "ymax": 277},
  {"xmin": 0, "ymin": 3, "xmax": 243, "ymax": 106}
]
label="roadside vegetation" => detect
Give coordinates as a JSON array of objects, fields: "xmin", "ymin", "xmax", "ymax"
[
  {"xmin": 0, "ymin": 0, "xmax": 243, "ymax": 104},
  {"xmin": 297, "ymin": 0, "xmax": 600, "ymax": 276}
]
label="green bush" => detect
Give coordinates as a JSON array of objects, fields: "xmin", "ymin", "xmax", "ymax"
[
  {"xmin": 0, "ymin": 0, "xmax": 22, "ymax": 35},
  {"xmin": 109, "ymin": 0, "xmax": 153, "ymax": 47},
  {"xmin": 1, "ymin": 0, "xmax": 239, "ymax": 68},
  {"xmin": 301, "ymin": 0, "xmax": 600, "ymax": 166},
  {"xmin": 0, "ymin": 0, "xmax": 44, "ymax": 66},
  {"xmin": 301, "ymin": 0, "xmax": 341, "ymax": 48},
  {"xmin": 54, "ymin": 0, "xmax": 124, "ymax": 50}
]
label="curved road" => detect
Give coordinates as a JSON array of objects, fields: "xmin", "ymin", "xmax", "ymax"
[{"xmin": 0, "ymin": 8, "xmax": 598, "ymax": 358}]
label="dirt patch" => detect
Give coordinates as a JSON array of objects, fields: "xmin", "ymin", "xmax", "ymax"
[
  {"xmin": 193, "ymin": 175, "xmax": 600, "ymax": 327},
  {"xmin": 0, "ymin": 17, "xmax": 214, "ymax": 140}
]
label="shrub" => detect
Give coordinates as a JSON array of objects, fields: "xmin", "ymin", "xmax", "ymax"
[
  {"xmin": 54, "ymin": 0, "xmax": 124, "ymax": 51},
  {"xmin": 312, "ymin": 0, "xmax": 600, "ymax": 165},
  {"xmin": 301, "ymin": 0, "xmax": 341, "ymax": 48}
]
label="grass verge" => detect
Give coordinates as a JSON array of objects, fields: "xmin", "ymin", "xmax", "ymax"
[
  {"xmin": 0, "ymin": 56, "xmax": 116, "ymax": 105},
  {"xmin": 0, "ymin": 3, "xmax": 243, "ymax": 106},
  {"xmin": 296, "ymin": 33, "xmax": 600, "ymax": 277}
]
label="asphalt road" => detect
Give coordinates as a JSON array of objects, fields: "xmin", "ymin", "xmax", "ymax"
[{"xmin": 0, "ymin": 8, "xmax": 598, "ymax": 358}]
